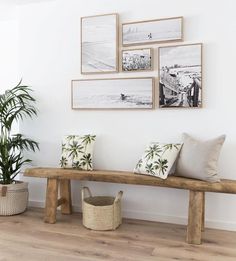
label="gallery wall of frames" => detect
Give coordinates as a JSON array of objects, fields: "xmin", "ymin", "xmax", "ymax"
[{"xmin": 71, "ymin": 14, "xmax": 202, "ymax": 110}]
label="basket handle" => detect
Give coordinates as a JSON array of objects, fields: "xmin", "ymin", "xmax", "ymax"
[
  {"xmin": 81, "ymin": 187, "xmax": 92, "ymax": 201},
  {"xmin": 0, "ymin": 186, "xmax": 7, "ymax": 197},
  {"xmin": 114, "ymin": 191, "xmax": 123, "ymax": 203}
]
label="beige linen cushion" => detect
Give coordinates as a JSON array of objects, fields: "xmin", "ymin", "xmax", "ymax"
[{"xmin": 175, "ymin": 133, "xmax": 226, "ymax": 182}]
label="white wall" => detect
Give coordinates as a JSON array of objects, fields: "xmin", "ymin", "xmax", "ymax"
[
  {"xmin": 17, "ymin": 0, "xmax": 236, "ymax": 230},
  {"xmin": 0, "ymin": 3, "xmax": 19, "ymax": 91},
  {"xmin": 0, "ymin": 3, "xmax": 19, "ymax": 137}
]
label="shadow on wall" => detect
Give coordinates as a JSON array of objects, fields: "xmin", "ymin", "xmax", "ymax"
[{"xmin": 218, "ymin": 141, "xmax": 236, "ymax": 180}]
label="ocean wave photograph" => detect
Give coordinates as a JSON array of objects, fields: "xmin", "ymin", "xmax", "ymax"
[{"xmin": 72, "ymin": 78, "xmax": 154, "ymax": 109}]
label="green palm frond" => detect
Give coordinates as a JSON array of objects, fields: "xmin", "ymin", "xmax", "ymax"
[
  {"xmin": 62, "ymin": 143, "xmax": 67, "ymax": 153},
  {"xmin": 72, "ymin": 160, "xmax": 82, "ymax": 169},
  {"xmin": 66, "ymin": 135, "xmax": 77, "ymax": 141},
  {"xmin": 162, "ymin": 143, "xmax": 181, "ymax": 152},
  {"xmin": 145, "ymin": 163, "xmax": 155, "ymax": 175},
  {"xmin": 80, "ymin": 153, "xmax": 92, "ymax": 170},
  {"xmin": 144, "ymin": 144, "xmax": 162, "ymax": 160},
  {"xmin": 80, "ymin": 135, "xmax": 96, "ymax": 146},
  {"xmin": 60, "ymin": 156, "xmax": 68, "ymax": 168},
  {"xmin": 135, "ymin": 159, "xmax": 143, "ymax": 169},
  {"xmin": 68, "ymin": 141, "xmax": 84, "ymax": 159},
  {"xmin": 153, "ymin": 159, "xmax": 168, "ymax": 175},
  {"xmin": 80, "ymin": 134, "xmax": 95, "ymax": 152},
  {"xmin": 11, "ymin": 134, "xmax": 39, "ymax": 152},
  {"xmin": 0, "ymin": 81, "xmax": 39, "ymax": 184},
  {"xmin": 162, "ymin": 144, "xmax": 174, "ymax": 150},
  {"xmin": 0, "ymin": 81, "xmax": 37, "ymax": 133}
]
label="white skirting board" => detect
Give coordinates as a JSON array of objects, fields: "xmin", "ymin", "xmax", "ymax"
[{"xmin": 28, "ymin": 200, "xmax": 236, "ymax": 232}]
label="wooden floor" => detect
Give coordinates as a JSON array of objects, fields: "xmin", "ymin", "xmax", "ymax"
[{"xmin": 0, "ymin": 208, "xmax": 236, "ymax": 261}]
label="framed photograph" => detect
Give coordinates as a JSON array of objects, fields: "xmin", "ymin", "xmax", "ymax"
[
  {"xmin": 121, "ymin": 48, "xmax": 153, "ymax": 72},
  {"xmin": 71, "ymin": 77, "xmax": 154, "ymax": 109},
  {"xmin": 81, "ymin": 13, "xmax": 118, "ymax": 74},
  {"xmin": 159, "ymin": 43, "xmax": 202, "ymax": 108},
  {"xmin": 122, "ymin": 16, "xmax": 183, "ymax": 46}
]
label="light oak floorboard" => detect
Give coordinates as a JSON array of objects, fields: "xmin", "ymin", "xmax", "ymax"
[{"xmin": 0, "ymin": 208, "xmax": 236, "ymax": 261}]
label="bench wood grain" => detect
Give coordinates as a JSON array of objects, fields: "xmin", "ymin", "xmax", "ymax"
[
  {"xmin": 24, "ymin": 167, "xmax": 236, "ymax": 245},
  {"xmin": 24, "ymin": 168, "xmax": 236, "ymax": 194}
]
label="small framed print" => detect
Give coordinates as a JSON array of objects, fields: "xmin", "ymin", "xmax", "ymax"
[
  {"xmin": 122, "ymin": 16, "xmax": 183, "ymax": 46},
  {"xmin": 81, "ymin": 13, "xmax": 119, "ymax": 74},
  {"xmin": 159, "ymin": 43, "xmax": 202, "ymax": 108},
  {"xmin": 121, "ymin": 48, "xmax": 153, "ymax": 72},
  {"xmin": 71, "ymin": 77, "xmax": 155, "ymax": 110}
]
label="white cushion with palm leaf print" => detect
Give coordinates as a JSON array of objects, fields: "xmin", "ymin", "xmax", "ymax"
[
  {"xmin": 60, "ymin": 135, "xmax": 96, "ymax": 170},
  {"xmin": 134, "ymin": 142, "xmax": 182, "ymax": 179}
]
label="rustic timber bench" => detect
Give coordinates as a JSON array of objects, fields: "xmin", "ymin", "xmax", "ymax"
[{"xmin": 24, "ymin": 168, "xmax": 236, "ymax": 245}]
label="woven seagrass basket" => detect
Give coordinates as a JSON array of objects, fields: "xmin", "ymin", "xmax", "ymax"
[
  {"xmin": 82, "ymin": 187, "xmax": 123, "ymax": 231},
  {"xmin": 0, "ymin": 181, "xmax": 28, "ymax": 216}
]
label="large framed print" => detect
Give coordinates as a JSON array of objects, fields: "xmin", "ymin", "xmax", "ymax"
[
  {"xmin": 121, "ymin": 48, "xmax": 153, "ymax": 72},
  {"xmin": 159, "ymin": 43, "xmax": 202, "ymax": 108},
  {"xmin": 122, "ymin": 16, "xmax": 183, "ymax": 46},
  {"xmin": 71, "ymin": 78, "xmax": 155, "ymax": 109},
  {"xmin": 81, "ymin": 13, "xmax": 118, "ymax": 74}
]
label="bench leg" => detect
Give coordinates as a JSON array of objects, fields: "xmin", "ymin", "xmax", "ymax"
[
  {"xmin": 60, "ymin": 179, "xmax": 72, "ymax": 215},
  {"xmin": 201, "ymin": 192, "xmax": 205, "ymax": 232},
  {"xmin": 44, "ymin": 178, "xmax": 59, "ymax": 224},
  {"xmin": 187, "ymin": 190, "xmax": 204, "ymax": 245}
]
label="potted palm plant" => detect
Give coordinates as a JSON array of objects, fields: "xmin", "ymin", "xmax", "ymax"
[{"xmin": 0, "ymin": 81, "xmax": 39, "ymax": 215}]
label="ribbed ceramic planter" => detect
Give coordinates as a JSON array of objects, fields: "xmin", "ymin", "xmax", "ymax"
[{"xmin": 0, "ymin": 181, "xmax": 28, "ymax": 216}]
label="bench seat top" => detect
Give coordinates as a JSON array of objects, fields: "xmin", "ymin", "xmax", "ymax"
[{"xmin": 24, "ymin": 168, "xmax": 236, "ymax": 194}]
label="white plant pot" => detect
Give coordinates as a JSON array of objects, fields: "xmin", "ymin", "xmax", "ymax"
[{"xmin": 0, "ymin": 181, "xmax": 28, "ymax": 216}]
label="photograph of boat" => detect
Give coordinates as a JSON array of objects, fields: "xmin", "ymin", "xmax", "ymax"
[{"xmin": 159, "ymin": 43, "xmax": 202, "ymax": 108}]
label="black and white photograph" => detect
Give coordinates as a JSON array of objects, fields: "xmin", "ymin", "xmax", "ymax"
[
  {"xmin": 122, "ymin": 48, "xmax": 152, "ymax": 72},
  {"xmin": 71, "ymin": 78, "xmax": 154, "ymax": 109},
  {"xmin": 81, "ymin": 13, "xmax": 118, "ymax": 74},
  {"xmin": 159, "ymin": 43, "xmax": 202, "ymax": 108},
  {"xmin": 122, "ymin": 16, "xmax": 183, "ymax": 46}
]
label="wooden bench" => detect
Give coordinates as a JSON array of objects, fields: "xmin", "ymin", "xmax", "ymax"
[{"xmin": 24, "ymin": 167, "xmax": 236, "ymax": 245}]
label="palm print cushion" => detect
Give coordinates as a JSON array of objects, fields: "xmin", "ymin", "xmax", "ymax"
[
  {"xmin": 134, "ymin": 142, "xmax": 182, "ymax": 179},
  {"xmin": 60, "ymin": 135, "xmax": 96, "ymax": 170}
]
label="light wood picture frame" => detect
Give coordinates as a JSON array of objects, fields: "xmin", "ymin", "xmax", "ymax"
[
  {"xmin": 122, "ymin": 16, "xmax": 183, "ymax": 46},
  {"xmin": 121, "ymin": 48, "xmax": 153, "ymax": 72},
  {"xmin": 158, "ymin": 43, "xmax": 202, "ymax": 108},
  {"xmin": 71, "ymin": 77, "xmax": 155, "ymax": 109},
  {"xmin": 81, "ymin": 13, "xmax": 119, "ymax": 74}
]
